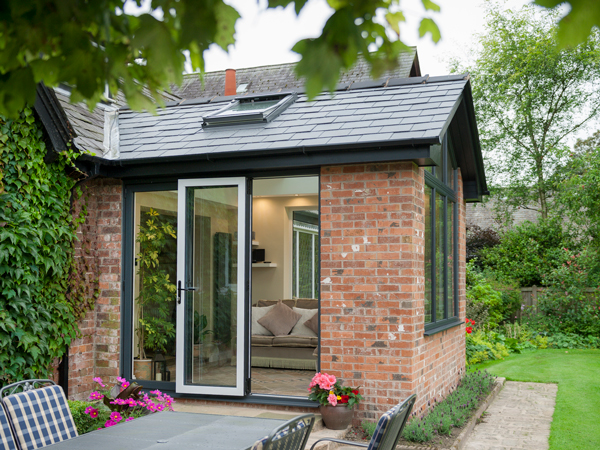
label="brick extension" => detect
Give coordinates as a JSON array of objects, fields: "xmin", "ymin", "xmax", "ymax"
[
  {"xmin": 66, "ymin": 167, "xmax": 466, "ymax": 420},
  {"xmin": 319, "ymin": 162, "xmax": 466, "ymax": 423},
  {"xmin": 69, "ymin": 178, "xmax": 123, "ymax": 400}
]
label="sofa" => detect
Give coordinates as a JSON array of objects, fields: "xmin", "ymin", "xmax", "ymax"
[{"xmin": 251, "ymin": 299, "xmax": 318, "ymax": 370}]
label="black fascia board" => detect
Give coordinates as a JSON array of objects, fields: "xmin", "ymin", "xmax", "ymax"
[
  {"xmin": 461, "ymin": 80, "xmax": 488, "ymax": 197},
  {"xmin": 33, "ymin": 83, "xmax": 76, "ymax": 156},
  {"xmin": 78, "ymin": 140, "xmax": 440, "ymax": 180}
]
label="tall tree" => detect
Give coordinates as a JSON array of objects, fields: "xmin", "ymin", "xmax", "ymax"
[
  {"xmin": 465, "ymin": 3, "xmax": 600, "ymax": 221},
  {"xmin": 0, "ymin": 0, "xmax": 442, "ymax": 118}
]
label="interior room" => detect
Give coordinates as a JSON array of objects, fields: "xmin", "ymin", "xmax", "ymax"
[{"xmin": 250, "ymin": 176, "xmax": 320, "ymax": 397}]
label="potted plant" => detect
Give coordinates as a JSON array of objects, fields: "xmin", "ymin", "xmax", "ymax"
[
  {"xmin": 308, "ymin": 372, "xmax": 363, "ymax": 430},
  {"xmin": 134, "ymin": 208, "xmax": 177, "ymax": 380},
  {"xmin": 193, "ymin": 310, "xmax": 212, "ymax": 360}
]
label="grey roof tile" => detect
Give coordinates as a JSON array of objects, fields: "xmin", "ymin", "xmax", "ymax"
[
  {"xmin": 301, "ymin": 137, "xmax": 331, "ymax": 147},
  {"xmin": 358, "ymin": 133, "xmax": 393, "ymax": 142},
  {"xmin": 327, "ymin": 135, "xmax": 360, "ymax": 146},
  {"xmin": 410, "ymin": 121, "xmax": 446, "ymax": 131}
]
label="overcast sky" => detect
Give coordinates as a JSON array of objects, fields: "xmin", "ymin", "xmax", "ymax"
[{"xmin": 202, "ymin": 0, "xmax": 535, "ymax": 75}]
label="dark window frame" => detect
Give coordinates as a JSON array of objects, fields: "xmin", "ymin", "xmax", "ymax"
[
  {"xmin": 424, "ymin": 134, "xmax": 461, "ymax": 335},
  {"xmin": 121, "ymin": 170, "xmax": 321, "ymax": 406}
]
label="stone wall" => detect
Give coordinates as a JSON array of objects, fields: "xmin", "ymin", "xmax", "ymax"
[{"xmin": 68, "ymin": 178, "xmax": 122, "ymax": 400}]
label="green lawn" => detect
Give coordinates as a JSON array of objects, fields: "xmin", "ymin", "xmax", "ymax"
[{"xmin": 473, "ymin": 349, "xmax": 600, "ymax": 450}]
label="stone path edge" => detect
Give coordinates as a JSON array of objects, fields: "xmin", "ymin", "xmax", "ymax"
[{"xmin": 395, "ymin": 377, "xmax": 506, "ymax": 450}]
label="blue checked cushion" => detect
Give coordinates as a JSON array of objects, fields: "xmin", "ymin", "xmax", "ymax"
[
  {"xmin": 367, "ymin": 404, "xmax": 398, "ymax": 450},
  {"xmin": 2, "ymin": 385, "xmax": 78, "ymax": 450},
  {"xmin": 0, "ymin": 403, "xmax": 18, "ymax": 450},
  {"xmin": 250, "ymin": 417, "xmax": 308, "ymax": 450}
]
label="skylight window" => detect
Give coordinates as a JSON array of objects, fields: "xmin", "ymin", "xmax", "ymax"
[{"xmin": 203, "ymin": 92, "xmax": 297, "ymax": 127}]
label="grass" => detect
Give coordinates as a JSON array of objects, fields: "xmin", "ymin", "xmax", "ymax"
[{"xmin": 473, "ymin": 349, "xmax": 600, "ymax": 450}]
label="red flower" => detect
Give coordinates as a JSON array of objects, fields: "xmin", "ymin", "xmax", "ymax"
[
  {"xmin": 465, "ymin": 326, "xmax": 472, "ymax": 334},
  {"xmin": 339, "ymin": 395, "xmax": 349, "ymax": 404},
  {"xmin": 352, "ymin": 390, "xmax": 359, "ymax": 395}
]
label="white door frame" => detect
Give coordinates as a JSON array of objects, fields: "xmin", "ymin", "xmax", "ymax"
[{"xmin": 176, "ymin": 177, "xmax": 247, "ymax": 396}]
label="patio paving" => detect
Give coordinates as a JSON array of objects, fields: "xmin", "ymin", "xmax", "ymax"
[{"xmin": 463, "ymin": 381, "xmax": 557, "ymax": 450}]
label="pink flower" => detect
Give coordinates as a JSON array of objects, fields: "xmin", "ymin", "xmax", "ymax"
[
  {"xmin": 116, "ymin": 377, "xmax": 127, "ymax": 384},
  {"xmin": 318, "ymin": 374, "xmax": 336, "ymax": 391},
  {"xmin": 90, "ymin": 410, "xmax": 99, "ymax": 418},
  {"xmin": 327, "ymin": 393, "xmax": 338, "ymax": 406},
  {"xmin": 84, "ymin": 406, "xmax": 97, "ymax": 415},
  {"xmin": 125, "ymin": 417, "xmax": 135, "ymax": 422},
  {"xmin": 110, "ymin": 412, "xmax": 122, "ymax": 423},
  {"xmin": 120, "ymin": 381, "xmax": 130, "ymax": 391},
  {"xmin": 89, "ymin": 391, "xmax": 104, "ymax": 400},
  {"xmin": 93, "ymin": 377, "xmax": 105, "ymax": 387},
  {"xmin": 104, "ymin": 420, "xmax": 116, "ymax": 428},
  {"xmin": 126, "ymin": 398, "xmax": 137, "ymax": 407},
  {"xmin": 150, "ymin": 390, "xmax": 162, "ymax": 395},
  {"xmin": 156, "ymin": 404, "xmax": 165, "ymax": 412}
]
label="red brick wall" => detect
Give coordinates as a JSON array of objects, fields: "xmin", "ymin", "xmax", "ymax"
[
  {"xmin": 68, "ymin": 178, "xmax": 122, "ymax": 400},
  {"xmin": 319, "ymin": 163, "xmax": 466, "ymax": 423}
]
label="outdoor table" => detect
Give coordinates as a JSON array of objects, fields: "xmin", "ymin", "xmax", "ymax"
[{"xmin": 45, "ymin": 411, "xmax": 286, "ymax": 450}]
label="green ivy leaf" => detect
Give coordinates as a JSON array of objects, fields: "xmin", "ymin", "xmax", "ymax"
[
  {"xmin": 421, "ymin": 0, "xmax": 441, "ymax": 12},
  {"xmin": 534, "ymin": 0, "xmax": 600, "ymax": 47}
]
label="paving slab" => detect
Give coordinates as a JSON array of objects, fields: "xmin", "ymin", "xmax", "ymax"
[{"xmin": 463, "ymin": 381, "xmax": 557, "ymax": 450}]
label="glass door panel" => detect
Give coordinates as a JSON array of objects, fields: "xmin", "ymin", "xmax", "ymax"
[{"xmin": 176, "ymin": 178, "xmax": 247, "ymax": 396}]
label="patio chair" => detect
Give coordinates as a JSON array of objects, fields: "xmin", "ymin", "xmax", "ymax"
[
  {"xmin": 0, "ymin": 380, "xmax": 78, "ymax": 450},
  {"xmin": 0, "ymin": 402, "xmax": 18, "ymax": 450},
  {"xmin": 250, "ymin": 413, "xmax": 315, "ymax": 450},
  {"xmin": 309, "ymin": 394, "xmax": 416, "ymax": 450}
]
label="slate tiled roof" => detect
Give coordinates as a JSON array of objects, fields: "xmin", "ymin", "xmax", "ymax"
[
  {"xmin": 118, "ymin": 74, "xmax": 468, "ymax": 161},
  {"xmin": 172, "ymin": 49, "xmax": 419, "ymax": 100},
  {"xmin": 54, "ymin": 87, "xmax": 181, "ymax": 157}
]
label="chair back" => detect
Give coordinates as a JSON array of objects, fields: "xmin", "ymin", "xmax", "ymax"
[
  {"xmin": 251, "ymin": 413, "xmax": 315, "ymax": 450},
  {"xmin": 1, "ymin": 381, "xmax": 78, "ymax": 450},
  {"xmin": 367, "ymin": 394, "xmax": 416, "ymax": 450},
  {"xmin": 0, "ymin": 403, "xmax": 18, "ymax": 450}
]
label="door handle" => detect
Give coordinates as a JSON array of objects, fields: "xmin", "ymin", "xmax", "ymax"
[{"xmin": 177, "ymin": 280, "xmax": 197, "ymax": 304}]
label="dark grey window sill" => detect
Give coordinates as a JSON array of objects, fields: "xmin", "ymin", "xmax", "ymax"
[{"xmin": 424, "ymin": 318, "xmax": 463, "ymax": 336}]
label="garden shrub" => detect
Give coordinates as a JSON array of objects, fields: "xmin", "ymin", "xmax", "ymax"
[
  {"xmin": 466, "ymin": 262, "xmax": 520, "ymax": 328},
  {"xmin": 480, "ymin": 219, "xmax": 578, "ymax": 287},
  {"xmin": 68, "ymin": 400, "xmax": 98, "ymax": 434},
  {"xmin": 466, "ymin": 225, "xmax": 500, "ymax": 268},
  {"xmin": 0, "ymin": 108, "xmax": 86, "ymax": 385},
  {"xmin": 466, "ymin": 330, "xmax": 510, "ymax": 366},
  {"xmin": 360, "ymin": 420, "xmax": 377, "ymax": 440},
  {"xmin": 537, "ymin": 247, "xmax": 600, "ymax": 336},
  {"xmin": 402, "ymin": 370, "xmax": 496, "ymax": 443}
]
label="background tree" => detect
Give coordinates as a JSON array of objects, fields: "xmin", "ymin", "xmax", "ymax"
[
  {"xmin": 0, "ymin": 0, "xmax": 442, "ymax": 118},
  {"xmin": 464, "ymin": 3, "xmax": 600, "ymax": 222}
]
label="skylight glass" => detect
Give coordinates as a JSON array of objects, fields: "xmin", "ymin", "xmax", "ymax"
[{"xmin": 203, "ymin": 92, "xmax": 297, "ymax": 127}]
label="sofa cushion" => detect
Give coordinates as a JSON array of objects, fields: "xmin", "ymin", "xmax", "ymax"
[
  {"xmin": 290, "ymin": 308, "xmax": 318, "ymax": 337},
  {"xmin": 257, "ymin": 301, "xmax": 301, "ymax": 336},
  {"xmin": 272, "ymin": 335, "xmax": 317, "ymax": 348},
  {"xmin": 304, "ymin": 312, "xmax": 319, "ymax": 335},
  {"xmin": 257, "ymin": 299, "xmax": 295, "ymax": 308},
  {"xmin": 252, "ymin": 305, "xmax": 276, "ymax": 336},
  {"xmin": 295, "ymin": 298, "xmax": 318, "ymax": 309},
  {"xmin": 251, "ymin": 336, "xmax": 275, "ymax": 346}
]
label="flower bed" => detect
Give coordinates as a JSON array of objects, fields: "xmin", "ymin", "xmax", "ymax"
[{"xmin": 346, "ymin": 370, "xmax": 497, "ymax": 448}]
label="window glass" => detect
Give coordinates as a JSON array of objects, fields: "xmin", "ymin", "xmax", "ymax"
[
  {"xmin": 216, "ymin": 99, "xmax": 280, "ymax": 116},
  {"xmin": 435, "ymin": 193, "xmax": 445, "ymax": 320},
  {"xmin": 133, "ymin": 191, "xmax": 178, "ymax": 382},
  {"xmin": 424, "ymin": 187, "xmax": 432, "ymax": 323}
]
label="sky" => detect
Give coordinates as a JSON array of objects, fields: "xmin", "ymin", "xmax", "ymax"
[{"xmin": 202, "ymin": 0, "xmax": 536, "ymax": 75}]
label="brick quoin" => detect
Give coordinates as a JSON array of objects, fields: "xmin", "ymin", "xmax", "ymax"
[
  {"xmin": 320, "ymin": 162, "xmax": 466, "ymax": 424},
  {"xmin": 68, "ymin": 178, "xmax": 122, "ymax": 400}
]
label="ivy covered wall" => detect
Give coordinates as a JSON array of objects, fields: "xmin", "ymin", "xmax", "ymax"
[{"xmin": 0, "ymin": 107, "xmax": 85, "ymax": 385}]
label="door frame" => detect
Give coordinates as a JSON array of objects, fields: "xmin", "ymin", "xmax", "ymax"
[{"xmin": 175, "ymin": 177, "xmax": 249, "ymax": 396}]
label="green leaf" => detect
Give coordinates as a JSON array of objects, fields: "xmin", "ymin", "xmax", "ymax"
[
  {"xmin": 418, "ymin": 18, "xmax": 441, "ymax": 43},
  {"xmin": 535, "ymin": 0, "xmax": 600, "ymax": 48},
  {"xmin": 385, "ymin": 11, "xmax": 406, "ymax": 36},
  {"xmin": 421, "ymin": 0, "xmax": 441, "ymax": 12}
]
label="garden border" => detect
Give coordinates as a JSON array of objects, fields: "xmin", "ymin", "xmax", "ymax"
[{"xmin": 394, "ymin": 377, "xmax": 506, "ymax": 450}]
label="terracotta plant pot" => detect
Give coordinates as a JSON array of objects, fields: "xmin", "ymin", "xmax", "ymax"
[
  {"xmin": 319, "ymin": 404, "xmax": 354, "ymax": 430},
  {"xmin": 133, "ymin": 359, "xmax": 152, "ymax": 380}
]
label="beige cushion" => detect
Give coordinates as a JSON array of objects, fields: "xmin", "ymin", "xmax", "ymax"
[
  {"xmin": 257, "ymin": 301, "xmax": 301, "ymax": 336},
  {"xmin": 251, "ymin": 335, "xmax": 274, "ymax": 346},
  {"xmin": 252, "ymin": 305, "xmax": 276, "ymax": 336},
  {"xmin": 295, "ymin": 299, "xmax": 318, "ymax": 309},
  {"xmin": 304, "ymin": 312, "xmax": 319, "ymax": 335},
  {"xmin": 272, "ymin": 335, "xmax": 317, "ymax": 347},
  {"xmin": 290, "ymin": 307, "xmax": 318, "ymax": 337}
]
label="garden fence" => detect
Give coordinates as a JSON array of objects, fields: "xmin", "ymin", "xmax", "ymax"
[{"xmin": 519, "ymin": 287, "xmax": 599, "ymax": 319}]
